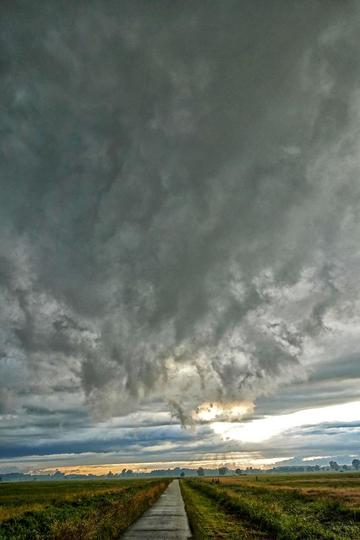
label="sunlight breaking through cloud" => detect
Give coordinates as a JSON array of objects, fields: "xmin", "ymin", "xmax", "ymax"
[
  {"xmin": 192, "ymin": 401, "xmax": 254, "ymax": 422},
  {"xmin": 211, "ymin": 401, "xmax": 360, "ymax": 443}
]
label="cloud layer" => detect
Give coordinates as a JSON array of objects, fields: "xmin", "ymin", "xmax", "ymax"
[{"xmin": 1, "ymin": 1, "xmax": 360, "ymax": 467}]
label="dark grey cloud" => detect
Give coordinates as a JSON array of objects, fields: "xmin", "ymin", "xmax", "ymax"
[{"xmin": 1, "ymin": 1, "xmax": 360, "ymax": 464}]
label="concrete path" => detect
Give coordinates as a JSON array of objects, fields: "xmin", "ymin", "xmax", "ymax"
[{"xmin": 122, "ymin": 479, "xmax": 192, "ymax": 539}]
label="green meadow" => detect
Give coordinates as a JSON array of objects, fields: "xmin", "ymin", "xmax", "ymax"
[
  {"xmin": 0, "ymin": 479, "xmax": 169, "ymax": 539},
  {"xmin": 1, "ymin": 473, "xmax": 360, "ymax": 539},
  {"xmin": 181, "ymin": 472, "xmax": 360, "ymax": 539}
]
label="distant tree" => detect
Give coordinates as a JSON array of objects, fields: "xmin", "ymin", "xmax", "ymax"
[
  {"xmin": 329, "ymin": 461, "xmax": 339, "ymax": 471},
  {"xmin": 180, "ymin": 471, "xmax": 185, "ymax": 477},
  {"xmin": 235, "ymin": 468, "xmax": 243, "ymax": 475},
  {"xmin": 108, "ymin": 470, "xmax": 113, "ymax": 477},
  {"xmin": 314, "ymin": 465, "xmax": 320, "ymax": 471},
  {"xmin": 197, "ymin": 467, "xmax": 205, "ymax": 477},
  {"xmin": 218, "ymin": 467, "xmax": 228, "ymax": 476},
  {"xmin": 352, "ymin": 459, "xmax": 360, "ymax": 470}
]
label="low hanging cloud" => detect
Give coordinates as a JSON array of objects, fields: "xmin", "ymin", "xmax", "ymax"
[{"xmin": 1, "ymin": 1, "xmax": 360, "ymax": 426}]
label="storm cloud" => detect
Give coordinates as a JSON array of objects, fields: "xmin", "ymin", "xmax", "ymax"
[{"xmin": 1, "ymin": 1, "xmax": 360, "ymax": 466}]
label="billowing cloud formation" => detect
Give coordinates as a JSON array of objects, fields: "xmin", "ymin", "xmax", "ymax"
[{"xmin": 1, "ymin": 0, "xmax": 360, "ymax": 435}]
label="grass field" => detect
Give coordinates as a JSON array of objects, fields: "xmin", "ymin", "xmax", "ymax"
[
  {"xmin": 0, "ymin": 478, "xmax": 170, "ymax": 539},
  {"xmin": 181, "ymin": 472, "xmax": 360, "ymax": 539},
  {"xmin": 1, "ymin": 473, "xmax": 359, "ymax": 539},
  {"xmin": 181, "ymin": 479, "xmax": 267, "ymax": 539}
]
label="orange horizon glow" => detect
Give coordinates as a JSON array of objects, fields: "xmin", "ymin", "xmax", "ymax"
[{"xmin": 32, "ymin": 455, "xmax": 290, "ymax": 476}]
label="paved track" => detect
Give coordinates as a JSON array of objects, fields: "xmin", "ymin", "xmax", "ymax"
[{"xmin": 122, "ymin": 480, "xmax": 192, "ymax": 539}]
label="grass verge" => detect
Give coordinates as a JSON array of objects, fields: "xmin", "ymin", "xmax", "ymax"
[{"xmin": 180, "ymin": 480, "xmax": 269, "ymax": 539}]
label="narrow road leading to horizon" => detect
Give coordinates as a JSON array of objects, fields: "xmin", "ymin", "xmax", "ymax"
[{"xmin": 122, "ymin": 479, "xmax": 191, "ymax": 539}]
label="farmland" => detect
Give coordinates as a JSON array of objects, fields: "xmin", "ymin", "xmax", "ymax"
[
  {"xmin": 1, "ymin": 473, "xmax": 360, "ymax": 539},
  {"xmin": 0, "ymin": 478, "xmax": 169, "ymax": 539},
  {"xmin": 181, "ymin": 472, "xmax": 360, "ymax": 539}
]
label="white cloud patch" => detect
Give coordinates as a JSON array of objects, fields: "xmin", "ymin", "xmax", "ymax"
[{"xmin": 212, "ymin": 401, "xmax": 360, "ymax": 443}]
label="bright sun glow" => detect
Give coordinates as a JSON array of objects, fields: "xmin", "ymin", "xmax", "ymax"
[
  {"xmin": 192, "ymin": 400, "xmax": 254, "ymax": 422},
  {"xmin": 303, "ymin": 455, "xmax": 332, "ymax": 462},
  {"xmin": 211, "ymin": 400, "xmax": 360, "ymax": 443}
]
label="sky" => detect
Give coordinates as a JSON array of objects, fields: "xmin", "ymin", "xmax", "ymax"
[{"xmin": 1, "ymin": 1, "xmax": 360, "ymax": 475}]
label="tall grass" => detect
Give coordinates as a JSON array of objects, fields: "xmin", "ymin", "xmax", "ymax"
[
  {"xmin": 0, "ymin": 480, "xmax": 169, "ymax": 539},
  {"xmin": 188, "ymin": 480, "xmax": 360, "ymax": 540}
]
